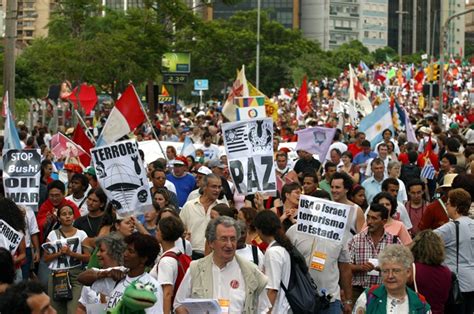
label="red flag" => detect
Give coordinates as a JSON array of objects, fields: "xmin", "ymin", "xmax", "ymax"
[
  {"xmin": 72, "ymin": 123, "xmax": 94, "ymax": 167},
  {"xmin": 297, "ymin": 76, "xmax": 310, "ymax": 113},
  {"xmin": 68, "ymin": 84, "xmax": 98, "ymax": 115},
  {"xmin": 414, "ymin": 70, "xmax": 424, "ymax": 84}
]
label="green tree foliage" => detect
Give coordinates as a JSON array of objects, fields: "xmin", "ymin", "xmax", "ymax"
[{"xmin": 372, "ymin": 46, "xmax": 397, "ymax": 64}]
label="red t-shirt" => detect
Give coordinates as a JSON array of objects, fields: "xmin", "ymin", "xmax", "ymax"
[
  {"xmin": 347, "ymin": 143, "xmax": 363, "ymax": 158},
  {"xmin": 413, "ymin": 262, "xmax": 451, "ymax": 314}
]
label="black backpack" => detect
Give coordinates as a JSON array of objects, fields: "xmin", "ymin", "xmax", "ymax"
[
  {"xmin": 280, "ymin": 247, "xmax": 330, "ymax": 314},
  {"xmin": 400, "ymin": 163, "xmax": 421, "ymax": 186}
]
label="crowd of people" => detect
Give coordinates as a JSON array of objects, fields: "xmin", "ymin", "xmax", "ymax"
[{"xmin": 0, "ymin": 60, "xmax": 473, "ymax": 314}]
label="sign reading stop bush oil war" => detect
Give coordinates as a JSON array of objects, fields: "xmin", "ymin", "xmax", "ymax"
[
  {"xmin": 3, "ymin": 149, "xmax": 41, "ymax": 207},
  {"xmin": 90, "ymin": 140, "xmax": 152, "ymax": 218},
  {"xmin": 222, "ymin": 118, "xmax": 276, "ymax": 195}
]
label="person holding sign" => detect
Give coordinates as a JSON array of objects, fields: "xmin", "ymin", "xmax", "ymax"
[
  {"xmin": 43, "ymin": 204, "xmax": 90, "ymax": 314},
  {"xmin": 274, "ymin": 182, "xmax": 302, "ymax": 232}
]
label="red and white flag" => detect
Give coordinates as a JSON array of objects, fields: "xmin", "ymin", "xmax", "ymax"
[
  {"xmin": 222, "ymin": 66, "xmax": 249, "ymax": 121},
  {"xmin": 349, "ymin": 64, "xmax": 373, "ymax": 116},
  {"xmin": 72, "ymin": 123, "xmax": 94, "ymax": 166},
  {"xmin": 96, "ymin": 85, "xmax": 146, "ymax": 146}
]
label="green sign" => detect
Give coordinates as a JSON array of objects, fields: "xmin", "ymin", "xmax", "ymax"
[{"xmin": 162, "ymin": 52, "xmax": 191, "ymax": 73}]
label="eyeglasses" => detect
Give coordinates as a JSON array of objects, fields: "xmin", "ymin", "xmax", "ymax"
[
  {"xmin": 216, "ymin": 237, "xmax": 237, "ymax": 244},
  {"xmin": 380, "ymin": 268, "xmax": 404, "ymax": 276}
]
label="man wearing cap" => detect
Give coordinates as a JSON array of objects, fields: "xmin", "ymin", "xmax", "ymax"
[
  {"xmin": 166, "ymin": 156, "xmax": 196, "ymax": 208},
  {"xmin": 186, "ymin": 166, "xmax": 212, "ymax": 202},
  {"xmin": 84, "ymin": 166, "xmax": 99, "ymax": 189},
  {"xmin": 419, "ymin": 173, "xmax": 458, "ymax": 231},
  {"xmin": 208, "ymin": 159, "xmax": 233, "ymax": 204}
]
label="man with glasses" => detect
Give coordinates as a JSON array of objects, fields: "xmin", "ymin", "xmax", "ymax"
[
  {"xmin": 150, "ymin": 168, "xmax": 178, "ymax": 208},
  {"xmin": 174, "ymin": 216, "xmax": 268, "ymax": 313},
  {"xmin": 180, "ymin": 174, "xmax": 228, "ymax": 260}
]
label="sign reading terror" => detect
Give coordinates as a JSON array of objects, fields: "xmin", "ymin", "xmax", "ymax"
[
  {"xmin": 296, "ymin": 195, "xmax": 351, "ymax": 243},
  {"xmin": 3, "ymin": 149, "xmax": 41, "ymax": 207},
  {"xmin": 91, "ymin": 140, "xmax": 152, "ymax": 218},
  {"xmin": 221, "ymin": 118, "xmax": 276, "ymax": 195},
  {"xmin": 0, "ymin": 219, "xmax": 23, "ymax": 254},
  {"xmin": 42, "ymin": 237, "xmax": 82, "ymax": 270}
]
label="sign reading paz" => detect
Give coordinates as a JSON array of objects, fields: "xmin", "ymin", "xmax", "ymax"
[
  {"xmin": 42, "ymin": 237, "xmax": 82, "ymax": 270},
  {"xmin": 91, "ymin": 140, "xmax": 152, "ymax": 218},
  {"xmin": 222, "ymin": 118, "xmax": 276, "ymax": 195},
  {"xmin": 2, "ymin": 149, "xmax": 41, "ymax": 206},
  {"xmin": 296, "ymin": 195, "xmax": 351, "ymax": 243}
]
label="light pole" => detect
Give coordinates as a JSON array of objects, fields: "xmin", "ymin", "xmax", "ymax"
[
  {"xmin": 438, "ymin": 8, "xmax": 474, "ymax": 128},
  {"xmin": 256, "ymin": 0, "xmax": 261, "ymax": 89}
]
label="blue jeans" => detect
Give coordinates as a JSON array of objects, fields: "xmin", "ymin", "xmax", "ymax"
[
  {"xmin": 21, "ymin": 247, "xmax": 33, "ymax": 280},
  {"xmin": 320, "ymin": 299, "xmax": 343, "ymax": 314}
]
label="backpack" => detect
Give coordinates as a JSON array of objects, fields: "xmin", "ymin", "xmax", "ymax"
[
  {"xmin": 280, "ymin": 247, "xmax": 329, "ymax": 314},
  {"xmin": 161, "ymin": 251, "xmax": 192, "ymax": 304}
]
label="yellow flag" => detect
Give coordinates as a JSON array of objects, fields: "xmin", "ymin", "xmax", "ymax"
[
  {"xmin": 247, "ymin": 82, "xmax": 279, "ymax": 121},
  {"xmin": 418, "ymin": 94, "xmax": 425, "ymax": 111}
]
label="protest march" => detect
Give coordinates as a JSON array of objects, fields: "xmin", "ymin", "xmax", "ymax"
[{"xmin": 0, "ymin": 60, "xmax": 474, "ymax": 314}]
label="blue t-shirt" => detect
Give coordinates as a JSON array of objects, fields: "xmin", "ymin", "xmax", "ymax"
[{"xmin": 166, "ymin": 173, "xmax": 196, "ymax": 207}]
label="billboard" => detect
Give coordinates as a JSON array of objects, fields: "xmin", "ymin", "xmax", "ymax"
[{"xmin": 162, "ymin": 52, "xmax": 191, "ymax": 73}]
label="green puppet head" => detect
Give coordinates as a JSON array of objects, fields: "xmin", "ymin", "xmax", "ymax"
[{"xmin": 120, "ymin": 280, "xmax": 157, "ymax": 311}]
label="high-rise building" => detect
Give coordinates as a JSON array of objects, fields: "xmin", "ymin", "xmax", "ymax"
[
  {"xmin": 302, "ymin": 0, "xmax": 388, "ymax": 52},
  {"xmin": 441, "ymin": 0, "xmax": 465, "ymax": 57},
  {"xmin": 210, "ymin": 0, "xmax": 300, "ymax": 30},
  {"xmin": 102, "ymin": 0, "xmax": 144, "ymax": 12},
  {"xmin": 466, "ymin": 0, "xmax": 474, "ymax": 43}
]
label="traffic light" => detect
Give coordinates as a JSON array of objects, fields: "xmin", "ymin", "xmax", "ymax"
[
  {"xmin": 432, "ymin": 64, "xmax": 439, "ymax": 82},
  {"xmin": 425, "ymin": 65, "xmax": 432, "ymax": 81}
]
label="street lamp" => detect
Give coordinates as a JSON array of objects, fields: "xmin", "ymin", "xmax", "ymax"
[
  {"xmin": 256, "ymin": 0, "xmax": 261, "ymax": 89},
  {"xmin": 438, "ymin": 8, "xmax": 474, "ymax": 128}
]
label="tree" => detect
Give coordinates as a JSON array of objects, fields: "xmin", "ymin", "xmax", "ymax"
[{"xmin": 372, "ymin": 46, "xmax": 397, "ymax": 64}]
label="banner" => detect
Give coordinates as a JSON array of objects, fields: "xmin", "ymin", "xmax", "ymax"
[
  {"xmin": 235, "ymin": 96, "xmax": 266, "ymax": 121},
  {"xmin": 3, "ymin": 149, "xmax": 41, "ymax": 207},
  {"xmin": 222, "ymin": 118, "xmax": 276, "ymax": 195},
  {"xmin": 42, "ymin": 237, "xmax": 82, "ymax": 270},
  {"xmin": 91, "ymin": 140, "xmax": 152, "ymax": 218},
  {"xmin": 0, "ymin": 219, "xmax": 23, "ymax": 254},
  {"xmin": 296, "ymin": 195, "xmax": 351, "ymax": 243}
]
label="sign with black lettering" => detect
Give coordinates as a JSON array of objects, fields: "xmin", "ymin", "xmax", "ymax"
[
  {"xmin": 2, "ymin": 149, "xmax": 41, "ymax": 208},
  {"xmin": 222, "ymin": 118, "xmax": 276, "ymax": 195},
  {"xmin": 296, "ymin": 195, "xmax": 351, "ymax": 243},
  {"xmin": 42, "ymin": 237, "xmax": 82, "ymax": 270},
  {"xmin": 91, "ymin": 140, "xmax": 152, "ymax": 218},
  {"xmin": 0, "ymin": 219, "xmax": 23, "ymax": 254}
]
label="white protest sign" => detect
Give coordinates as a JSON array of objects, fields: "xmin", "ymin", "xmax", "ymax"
[
  {"xmin": 296, "ymin": 195, "xmax": 351, "ymax": 243},
  {"xmin": 0, "ymin": 219, "xmax": 23, "ymax": 254},
  {"xmin": 2, "ymin": 149, "xmax": 41, "ymax": 207},
  {"xmin": 221, "ymin": 118, "xmax": 276, "ymax": 195},
  {"xmin": 91, "ymin": 140, "xmax": 152, "ymax": 218},
  {"xmin": 42, "ymin": 237, "xmax": 82, "ymax": 270}
]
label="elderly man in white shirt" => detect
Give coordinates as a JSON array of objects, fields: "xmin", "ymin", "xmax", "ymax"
[{"xmin": 174, "ymin": 217, "xmax": 269, "ymax": 314}]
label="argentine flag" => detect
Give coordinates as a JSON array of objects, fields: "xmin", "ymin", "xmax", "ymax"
[{"xmin": 359, "ymin": 101, "xmax": 394, "ymax": 148}]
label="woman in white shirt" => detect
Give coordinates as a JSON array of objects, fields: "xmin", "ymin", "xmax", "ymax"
[
  {"xmin": 254, "ymin": 210, "xmax": 292, "ymax": 314},
  {"xmin": 43, "ymin": 205, "xmax": 90, "ymax": 314}
]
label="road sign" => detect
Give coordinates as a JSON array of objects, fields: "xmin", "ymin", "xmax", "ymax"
[{"xmin": 194, "ymin": 79, "xmax": 209, "ymax": 91}]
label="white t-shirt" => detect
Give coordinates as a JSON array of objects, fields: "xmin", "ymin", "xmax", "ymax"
[
  {"xmin": 92, "ymin": 272, "xmax": 163, "ymax": 313},
  {"xmin": 174, "ymin": 258, "xmax": 248, "ymax": 313},
  {"xmin": 23, "ymin": 206, "xmax": 39, "ymax": 248},
  {"xmin": 66, "ymin": 194, "xmax": 89, "ymax": 217},
  {"xmin": 45, "ymin": 228, "xmax": 88, "ymax": 270},
  {"xmin": 264, "ymin": 241, "xmax": 291, "ymax": 314},
  {"xmin": 236, "ymin": 244, "xmax": 264, "ymax": 271},
  {"xmin": 78, "ymin": 285, "xmax": 106, "ymax": 314},
  {"xmin": 149, "ymin": 247, "xmax": 179, "ymax": 286}
]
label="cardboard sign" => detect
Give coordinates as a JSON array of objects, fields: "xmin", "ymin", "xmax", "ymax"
[
  {"xmin": 91, "ymin": 140, "xmax": 152, "ymax": 218},
  {"xmin": 0, "ymin": 219, "xmax": 23, "ymax": 254},
  {"xmin": 42, "ymin": 237, "xmax": 82, "ymax": 270},
  {"xmin": 222, "ymin": 118, "xmax": 276, "ymax": 195},
  {"xmin": 296, "ymin": 195, "xmax": 351, "ymax": 243},
  {"xmin": 2, "ymin": 149, "xmax": 41, "ymax": 208}
]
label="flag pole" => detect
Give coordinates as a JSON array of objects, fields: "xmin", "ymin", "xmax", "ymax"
[
  {"xmin": 131, "ymin": 85, "xmax": 167, "ymax": 161},
  {"xmin": 74, "ymin": 110, "xmax": 97, "ymax": 144}
]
